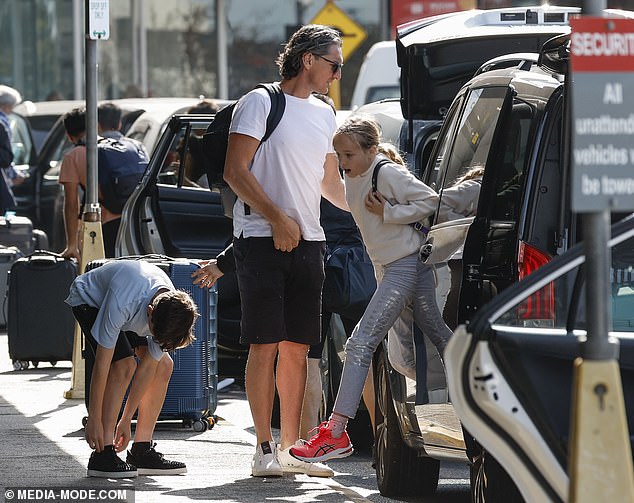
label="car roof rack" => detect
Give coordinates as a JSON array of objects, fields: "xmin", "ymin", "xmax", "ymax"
[{"xmin": 474, "ymin": 53, "xmax": 540, "ymax": 77}]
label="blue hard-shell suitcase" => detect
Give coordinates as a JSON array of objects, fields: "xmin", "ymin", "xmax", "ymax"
[{"xmin": 83, "ymin": 256, "xmax": 218, "ymax": 431}]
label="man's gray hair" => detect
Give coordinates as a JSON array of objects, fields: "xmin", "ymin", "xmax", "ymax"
[
  {"xmin": 0, "ymin": 85, "xmax": 22, "ymax": 107},
  {"xmin": 276, "ymin": 24, "xmax": 342, "ymax": 80}
]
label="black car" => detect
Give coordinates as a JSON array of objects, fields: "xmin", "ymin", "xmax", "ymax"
[
  {"xmin": 372, "ymin": 6, "xmax": 634, "ymax": 502},
  {"xmin": 446, "ymin": 213, "xmax": 634, "ymax": 502},
  {"xmin": 10, "ymin": 98, "xmax": 201, "ymax": 251}
]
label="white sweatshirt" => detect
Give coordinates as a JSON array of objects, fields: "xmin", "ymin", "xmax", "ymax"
[{"xmin": 344, "ymin": 155, "xmax": 438, "ymax": 266}]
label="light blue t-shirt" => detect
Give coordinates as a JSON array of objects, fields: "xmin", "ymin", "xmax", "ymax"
[{"xmin": 66, "ymin": 260, "xmax": 174, "ymax": 361}]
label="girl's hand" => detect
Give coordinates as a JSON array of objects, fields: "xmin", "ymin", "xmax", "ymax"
[
  {"xmin": 365, "ymin": 189, "xmax": 385, "ymax": 216},
  {"xmin": 192, "ymin": 260, "xmax": 224, "ymax": 288}
]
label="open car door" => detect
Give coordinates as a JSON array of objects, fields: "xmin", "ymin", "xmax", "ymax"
[{"xmin": 445, "ymin": 214, "xmax": 634, "ymax": 502}]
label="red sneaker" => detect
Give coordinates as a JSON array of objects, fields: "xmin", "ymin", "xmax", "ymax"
[{"xmin": 290, "ymin": 422, "xmax": 354, "ymax": 463}]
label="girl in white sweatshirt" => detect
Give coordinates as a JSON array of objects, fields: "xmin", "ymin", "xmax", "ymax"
[{"xmin": 291, "ymin": 115, "xmax": 452, "ymax": 463}]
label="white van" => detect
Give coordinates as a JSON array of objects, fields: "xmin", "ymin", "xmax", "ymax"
[{"xmin": 349, "ymin": 41, "xmax": 400, "ymax": 109}]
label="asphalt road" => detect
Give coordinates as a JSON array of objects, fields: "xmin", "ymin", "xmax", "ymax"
[{"xmin": 0, "ymin": 332, "xmax": 470, "ymax": 502}]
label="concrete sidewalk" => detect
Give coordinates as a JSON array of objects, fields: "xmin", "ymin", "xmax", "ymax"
[{"xmin": 0, "ymin": 334, "xmax": 375, "ymax": 503}]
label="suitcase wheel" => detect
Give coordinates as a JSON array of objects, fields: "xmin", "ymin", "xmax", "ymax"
[
  {"xmin": 13, "ymin": 360, "xmax": 29, "ymax": 371},
  {"xmin": 192, "ymin": 419, "xmax": 208, "ymax": 432},
  {"xmin": 82, "ymin": 416, "xmax": 88, "ymax": 428},
  {"xmin": 31, "ymin": 361, "xmax": 39, "ymax": 368}
]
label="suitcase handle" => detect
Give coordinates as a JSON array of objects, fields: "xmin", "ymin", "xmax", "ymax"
[
  {"xmin": 24, "ymin": 250, "xmax": 70, "ymax": 265},
  {"xmin": 111, "ymin": 254, "xmax": 176, "ymax": 262}
]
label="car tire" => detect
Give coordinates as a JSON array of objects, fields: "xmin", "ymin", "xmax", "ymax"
[
  {"xmin": 374, "ymin": 348, "xmax": 439, "ymax": 497},
  {"xmin": 470, "ymin": 448, "xmax": 525, "ymax": 503}
]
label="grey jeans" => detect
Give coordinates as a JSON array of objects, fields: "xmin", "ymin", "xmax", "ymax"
[{"xmin": 333, "ymin": 253, "xmax": 452, "ymax": 419}]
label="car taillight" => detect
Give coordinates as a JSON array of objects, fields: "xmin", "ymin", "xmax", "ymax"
[{"xmin": 517, "ymin": 241, "xmax": 554, "ymax": 322}]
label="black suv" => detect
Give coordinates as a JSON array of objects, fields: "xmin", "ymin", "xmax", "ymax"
[{"xmin": 373, "ymin": 8, "xmax": 634, "ymax": 503}]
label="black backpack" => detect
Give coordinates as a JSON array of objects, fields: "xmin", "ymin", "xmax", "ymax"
[
  {"xmin": 202, "ymin": 82, "xmax": 285, "ymax": 218},
  {"xmin": 97, "ymin": 136, "xmax": 149, "ymax": 214}
]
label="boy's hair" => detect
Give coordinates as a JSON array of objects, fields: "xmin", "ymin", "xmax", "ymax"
[
  {"xmin": 186, "ymin": 99, "xmax": 219, "ymax": 114},
  {"xmin": 97, "ymin": 102, "xmax": 122, "ymax": 131},
  {"xmin": 62, "ymin": 107, "xmax": 86, "ymax": 137},
  {"xmin": 150, "ymin": 290, "xmax": 198, "ymax": 352},
  {"xmin": 335, "ymin": 115, "xmax": 405, "ymax": 166},
  {"xmin": 276, "ymin": 24, "xmax": 342, "ymax": 80}
]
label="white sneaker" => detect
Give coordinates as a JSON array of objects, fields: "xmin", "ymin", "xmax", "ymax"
[
  {"xmin": 277, "ymin": 442, "xmax": 334, "ymax": 478},
  {"xmin": 251, "ymin": 441, "xmax": 283, "ymax": 477}
]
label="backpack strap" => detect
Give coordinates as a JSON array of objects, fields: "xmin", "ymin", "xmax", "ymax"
[
  {"xmin": 258, "ymin": 82, "xmax": 286, "ymax": 143},
  {"xmin": 371, "ymin": 158, "xmax": 430, "ymax": 235},
  {"xmin": 242, "ymin": 83, "xmax": 286, "ymax": 215},
  {"xmin": 371, "ymin": 159, "xmax": 392, "ymax": 194}
]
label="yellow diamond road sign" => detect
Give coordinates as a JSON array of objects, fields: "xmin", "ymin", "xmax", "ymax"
[{"xmin": 310, "ymin": 2, "xmax": 367, "ymax": 60}]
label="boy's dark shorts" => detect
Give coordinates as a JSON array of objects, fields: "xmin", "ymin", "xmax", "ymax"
[
  {"xmin": 233, "ymin": 237, "xmax": 325, "ymax": 346},
  {"xmin": 72, "ymin": 304, "xmax": 146, "ymax": 362}
]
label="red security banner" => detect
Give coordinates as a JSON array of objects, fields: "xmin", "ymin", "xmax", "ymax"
[{"xmin": 570, "ymin": 17, "xmax": 634, "ymax": 72}]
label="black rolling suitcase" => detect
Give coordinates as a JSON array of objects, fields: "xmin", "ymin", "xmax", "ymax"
[
  {"xmin": 83, "ymin": 255, "xmax": 218, "ymax": 431},
  {"xmin": 7, "ymin": 251, "xmax": 77, "ymax": 370}
]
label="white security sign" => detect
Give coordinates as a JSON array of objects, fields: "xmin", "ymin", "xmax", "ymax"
[{"xmin": 571, "ymin": 17, "xmax": 634, "ymax": 212}]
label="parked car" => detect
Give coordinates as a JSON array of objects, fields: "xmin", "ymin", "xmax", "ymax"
[
  {"xmin": 446, "ymin": 213, "xmax": 634, "ymax": 502},
  {"xmin": 9, "ymin": 97, "xmax": 203, "ymax": 250},
  {"xmin": 372, "ymin": 6, "xmax": 634, "ymax": 502}
]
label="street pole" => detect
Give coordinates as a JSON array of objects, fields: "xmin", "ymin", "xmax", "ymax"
[
  {"xmin": 216, "ymin": 0, "xmax": 228, "ymax": 99},
  {"xmin": 568, "ymin": 0, "xmax": 634, "ymax": 500},
  {"xmin": 64, "ymin": 0, "xmax": 107, "ymax": 400}
]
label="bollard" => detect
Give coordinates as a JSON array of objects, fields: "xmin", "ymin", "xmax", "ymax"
[{"xmin": 63, "ymin": 218, "xmax": 104, "ymax": 399}]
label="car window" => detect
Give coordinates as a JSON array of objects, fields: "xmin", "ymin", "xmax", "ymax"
[
  {"xmin": 426, "ymin": 97, "xmax": 463, "ymax": 192},
  {"xmin": 9, "ymin": 113, "xmax": 33, "ymax": 165},
  {"xmin": 157, "ymin": 122, "xmax": 209, "ymax": 189},
  {"xmin": 436, "ymin": 86, "xmax": 507, "ymax": 194},
  {"xmin": 488, "ymin": 101, "xmax": 537, "ymax": 222},
  {"xmin": 493, "ymin": 231, "xmax": 634, "ymax": 332}
]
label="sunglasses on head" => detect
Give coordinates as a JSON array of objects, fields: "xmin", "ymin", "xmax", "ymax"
[{"xmin": 315, "ymin": 54, "xmax": 343, "ymax": 74}]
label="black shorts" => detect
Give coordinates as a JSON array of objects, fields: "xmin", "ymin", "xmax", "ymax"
[
  {"xmin": 233, "ymin": 237, "xmax": 325, "ymax": 346},
  {"xmin": 72, "ymin": 304, "xmax": 146, "ymax": 362}
]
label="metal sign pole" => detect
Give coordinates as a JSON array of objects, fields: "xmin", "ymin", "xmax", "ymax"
[
  {"xmin": 64, "ymin": 0, "xmax": 107, "ymax": 400},
  {"xmin": 568, "ymin": 2, "xmax": 634, "ymax": 500}
]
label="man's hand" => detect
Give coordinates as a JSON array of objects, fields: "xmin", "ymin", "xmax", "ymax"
[
  {"xmin": 192, "ymin": 260, "xmax": 224, "ymax": 288},
  {"xmin": 85, "ymin": 415, "xmax": 105, "ymax": 452},
  {"xmin": 61, "ymin": 245, "xmax": 80, "ymax": 262},
  {"xmin": 113, "ymin": 417, "xmax": 132, "ymax": 453},
  {"xmin": 271, "ymin": 214, "xmax": 301, "ymax": 252}
]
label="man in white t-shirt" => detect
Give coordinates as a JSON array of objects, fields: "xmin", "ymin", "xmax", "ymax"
[
  {"xmin": 67, "ymin": 260, "xmax": 198, "ymax": 478},
  {"xmin": 223, "ymin": 24, "xmax": 348, "ymax": 478}
]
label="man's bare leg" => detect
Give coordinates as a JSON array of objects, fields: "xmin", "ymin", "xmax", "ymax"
[
  {"xmin": 245, "ymin": 342, "xmax": 278, "ymax": 444},
  {"xmin": 277, "ymin": 341, "xmax": 309, "ymax": 450}
]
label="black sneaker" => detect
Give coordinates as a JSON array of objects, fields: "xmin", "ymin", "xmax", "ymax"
[
  {"xmin": 126, "ymin": 442, "xmax": 187, "ymax": 475},
  {"xmin": 87, "ymin": 446, "xmax": 138, "ymax": 478}
]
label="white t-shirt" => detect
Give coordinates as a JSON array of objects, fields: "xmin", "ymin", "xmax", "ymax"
[
  {"xmin": 229, "ymin": 87, "xmax": 337, "ymax": 241},
  {"xmin": 65, "ymin": 260, "xmax": 173, "ymax": 361}
]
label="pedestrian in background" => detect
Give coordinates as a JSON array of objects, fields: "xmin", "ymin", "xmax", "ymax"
[
  {"xmin": 0, "ymin": 85, "xmax": 25, "ymax": 214},
  {"xmin": 291, "ymin": 115, "xmax": 452, "ymax": 463},
  {"xmin": 59, "ymin": 107, "xmax": 90, "ymax": 261},
  {"xmin": 222, "ymin": 24, "xmax": 347, "ymax": 478},
  {"xmin": 97, "ymin": 102, "xmax": 149, "ymax": 257}
]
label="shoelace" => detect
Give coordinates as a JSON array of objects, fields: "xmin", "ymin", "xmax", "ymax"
[{"xmin": 304, "ymin": 422, "xmax": 330, "ymax": 447}]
